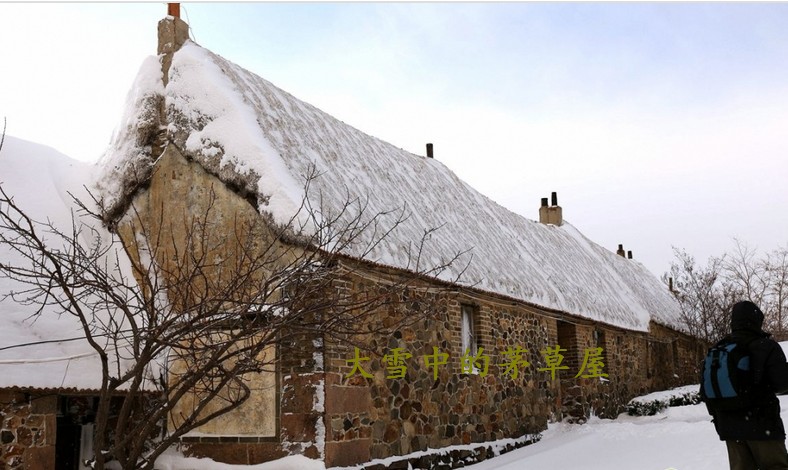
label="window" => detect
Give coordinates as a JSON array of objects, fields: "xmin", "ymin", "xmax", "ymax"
[{"xmin": 461, "ymin": 304, "xmax": 477, "ymax": 357}]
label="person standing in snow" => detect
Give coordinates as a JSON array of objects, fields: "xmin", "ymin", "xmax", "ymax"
[{"xmin": 709, "ymin": 300, "xmax": 788, "ymax": 470}]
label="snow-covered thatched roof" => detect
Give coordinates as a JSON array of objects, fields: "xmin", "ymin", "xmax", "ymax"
[
  {"xmin": 0, "ymin": 137, "xmax": 128, "ymax": 390},
  {"xmin": 98, "ymin": 41, "xmax": 684, "ymax": 333}
]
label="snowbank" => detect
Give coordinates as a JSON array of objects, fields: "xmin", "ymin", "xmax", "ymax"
[
  {"xmin": 469, "ymin": 393, "xmax": 738, "ymax": 470},
  {"xmin": 0, "ymin": 136, "xmax": 137, "ymax": 390},
  {"xmin": 154, "ymin": 450, "xmax": 324, "ymax": 470}
]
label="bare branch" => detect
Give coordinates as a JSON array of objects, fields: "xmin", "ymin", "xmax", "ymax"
[{"xmin": 0, "ymin": 162, "xmax": 464, "ymax": 469}]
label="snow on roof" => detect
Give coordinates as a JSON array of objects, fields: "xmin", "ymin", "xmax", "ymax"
[
  {"xmin": 99, "ymin": 41, "xmax": 684, "ymax": 333},
  {"xmin": 0, "ymin": 137, "xmax": 137, "ymax": 390}
]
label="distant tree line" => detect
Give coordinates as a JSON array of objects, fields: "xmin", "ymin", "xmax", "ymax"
[{"xmin": 664, "ymin": 240, "xmax": 788, "ymax": 344}]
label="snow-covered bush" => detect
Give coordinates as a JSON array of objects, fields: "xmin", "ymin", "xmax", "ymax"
[{"xmin": 626, "ymin": 385, "xmax": 701, "ymax": 416}]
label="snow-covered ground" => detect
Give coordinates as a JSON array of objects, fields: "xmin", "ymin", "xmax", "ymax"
[
  {"xmin": 468, "ymin": 397, "xmax": 729, "ymax": 470},
  {"xmin": 154, "ymin": 454, "xmax": 325, "ymax": 470},
  {"xmin": 153, "ymin": 391, "xmax": 729, "ymax": 470},
  {"xmin": 470, "ymin": 346, "xmax": 788, "ymax": 470},
  {"xmin": 153, "ymin": 387, "xmax": 788, "ymax": 470}
]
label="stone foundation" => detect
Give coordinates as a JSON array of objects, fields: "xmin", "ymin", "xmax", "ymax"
[
  {"xmin": 354, "ymin": 434, "xmax": 539, "ymax": 470},
  {"xmin": 0, "ymin": 391, "xmax": 56, "ymax": 470}
]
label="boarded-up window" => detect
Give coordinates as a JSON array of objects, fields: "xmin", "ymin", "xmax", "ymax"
[{"xmin": 169, "ymin": 334, "xmax": 277, "ymax": 437}]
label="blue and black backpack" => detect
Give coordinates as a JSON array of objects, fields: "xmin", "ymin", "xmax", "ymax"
[{"xmin": 699, "ymin": 338, "xmax": 756, "ymax": 411}]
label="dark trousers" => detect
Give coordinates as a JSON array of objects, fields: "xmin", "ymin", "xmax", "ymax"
[{"xmin": 727, "ymin": 440, "xmax": 788, "ymax": 470}]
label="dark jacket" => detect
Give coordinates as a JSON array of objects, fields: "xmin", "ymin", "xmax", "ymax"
[{"xmin": 711, "ymin": 303, "xmax": 788, "ymax": 441}]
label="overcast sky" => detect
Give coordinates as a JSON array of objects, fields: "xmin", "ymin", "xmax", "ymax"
[{"xmin": 2, "ymin": 2, "xmax": 788, "ymax": 278}]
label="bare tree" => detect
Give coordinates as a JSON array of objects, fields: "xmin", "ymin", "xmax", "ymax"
[
  {"xmin": 664, "ymin": 248, "xmax": 731, "ymax": 343},
  {"xmin": 723, "ymin": 239, "xmax": 769, "ymax": 306},
  {"xmin": 0, "ymin": 153, "xmax": 466, "ymax": 469},
  {"xmin": 666, "ymin": 242, "xmax": 788, "ymax": 343},
  {"xmin": 764, "ymin": 246, "xmax": 788, "ymax": 339}
]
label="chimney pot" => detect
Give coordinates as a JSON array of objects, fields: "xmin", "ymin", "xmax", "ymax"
[
  {"xmin": 168, "ymin": 3, "xmax": 180, "ymax": 18},
  {"xmin": 616, "ymin": 244, "xmax": 626, "ymax": 257},
  {"xmin": 541, "ymin": 197, "xmax": 548, "ymax": 208},
  {"xmin": 551, "ymin": 191, "xmax": 558, "ymax": 206},
  {"xmin": 426, "ymin": 143, "xmax": 434, "ymax": 159},
  {"xmin": 627, "ymin": 250, "xmax": 633, "ymax": 259}
]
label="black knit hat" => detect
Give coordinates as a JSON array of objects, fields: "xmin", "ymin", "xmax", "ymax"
[{"xmin": 731, "ymin": 300, "xmax": 765, "ymax": 332}]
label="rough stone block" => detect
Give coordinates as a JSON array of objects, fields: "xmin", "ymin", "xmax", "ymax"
[
  {"xmin": 325, "ymin": 372, "xmax": 343, "ymax": 387},
  {"xmin": 44, "ymin": 416, "xmax": 56, "ymax": 445},
  {"xmin": 281, "ymin": 413, "xmax": 316, "ymax": 441},
  {"xmin": 246, "ymin": 444, "xmax": 287, "ymax": 464},
  {"xmin": 387, "ymin": 460, "xmax": 410, "ymax": 470},
  {"xmin": 25, "ymin": 415, "xmax": 44, "ymax": 428},
  {"xmin": 17, "ymin": 427, "xmax": 32, "ymax": 446},
  {"xmin": 1, "ymin": 430, "xmax": 15, "ymax": 444},
  {"xmin": 383, "ymin": 422, "xmax": 399, "ymax": 443},
  {"xmin": 324, "ymin": 438, "xmax": 371, "ymax": 467},
  {"xmin": 0, "ymin": 391, "xmax": 26, "ymax": 404},
  {"xmin": 364, "ymin": 465, "xmax": 387, "ymax": 470},
  {"xmin": 184, "ymin": 442, "xmax": 248, "ymax": 465},
  {"xmin": 30, "ymin": 396, "xmax": 57, "ymax": 414},
  {"xmin": 281, "ymin": 374, "xmax": 320, "ymax": 413},
  {"xmin": 326, "ymin": 385, "xmax": 371, "ymax": 415},
  {"xmin": 24, "ymin": 446, "xmax": 55, "ymax": 470}
]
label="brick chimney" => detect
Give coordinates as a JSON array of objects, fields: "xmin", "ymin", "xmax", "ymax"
[
  {"xmin": 158, "ymin": 3, "xmax": 190, "ymax": 85},
  {"xmin": 538, "ymin": 191, "xmax": 563, "ymax": 226},
  {"xmin": 616, "ymin": 244, "xmax": 625, "ymax": 257}
]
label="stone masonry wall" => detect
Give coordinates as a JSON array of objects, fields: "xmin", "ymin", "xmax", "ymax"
[
  {"xmin": 558, "ymin": 321, "xmax": 702, "ymax": 421},
  {"xmin": 323, "ymin": 276, "xmax": 561, "ymax": 468},
  {"xmin": 0, "ymin": 391, "xmax": 56, "ymax": 469},
  {"xmin": 322, "ymin": 266, "xmax": 705, "ymax": 467}
]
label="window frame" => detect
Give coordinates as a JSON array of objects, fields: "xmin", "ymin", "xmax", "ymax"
[{"xmin": 461, "ymin": 303, "xmax": 485, "ymax": 375}]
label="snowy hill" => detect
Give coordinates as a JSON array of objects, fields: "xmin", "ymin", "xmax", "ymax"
[
  {"xmin": 0, "ymin": 136, "xmax": 128, "ymax": 390},
  {"xmin": 98, "ymin": 41, "xmax": 683, "ymax": 333}
]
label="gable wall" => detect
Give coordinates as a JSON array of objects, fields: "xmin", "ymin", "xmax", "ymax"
[{"xmin": 115, "ymin": 145, "xmax": 299, "ymax": 464}]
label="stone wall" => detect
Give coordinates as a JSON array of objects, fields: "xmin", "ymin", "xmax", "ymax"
[
  {"xmin": 556, "ymin": 319, "xmax": 701, "ymax": 421},
  {"xmin": 322, "ymin": 267, "xmax": 705, "ymax": 467},
  {"xmin": 323, "ymin": 278, "xmax": 552, "ymax": 467},
  {"xmin": 0, "ymin": 391, "xmax": 56, "ymax": 469}
]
